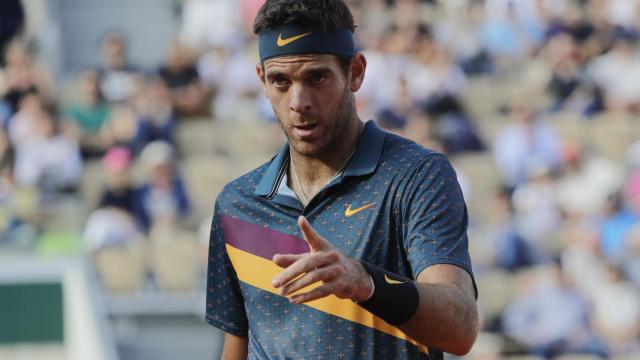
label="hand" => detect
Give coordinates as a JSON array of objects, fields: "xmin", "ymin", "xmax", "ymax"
[{"xmin": 271, "ymin": 216, "xmax": 373, "ymax": 304}]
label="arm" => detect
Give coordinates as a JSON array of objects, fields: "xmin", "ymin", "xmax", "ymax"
[
  {"xmin": 398, "ymin": 264, "xmax": 478, "ymax": 355},
  {"xmin": 221, "ymin": 333, "xmax": 248, "ymax": 360},
  {"xmin": 205, "ymin": 200, "xmax": 249, "ymax": 354},
  {"xmin": 272, "ymin": 217, "xmax": 478, "ymax": 355},
  {"xmin": 396, "ymin": 154, "xmax": 478, "ymax": 354}
]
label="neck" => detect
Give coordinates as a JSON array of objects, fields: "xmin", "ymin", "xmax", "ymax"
[{"xmin": 289, "ymin": 117, "xmax": 363, "ymax": 204}]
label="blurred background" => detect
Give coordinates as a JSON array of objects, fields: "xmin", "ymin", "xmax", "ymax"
[{"xmin": 1, "ymin": 0, "xmax": 640, "ymax": 359}]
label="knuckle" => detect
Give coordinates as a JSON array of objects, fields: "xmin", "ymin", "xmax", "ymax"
[
  {"xmin": 308, "ymin": 271, "xmax": 321, "ymax": 283},
  {"xmin": 302, "ymin": 259, "xmax": 317, "ymax": 273},
  {"xmin": 321, "ymin": 286, "xmax": 332, "ymax": 296},
  {"xmin": 326, "ymin": 250, "xmax": 340, "ymax": 262},
  {"xmin": 332, "ymin": 266, "xmax": 345, "ymax": 277},
  {"xmin": 342, "ymin": 284, "xmax": 354, "ymax": 298}
]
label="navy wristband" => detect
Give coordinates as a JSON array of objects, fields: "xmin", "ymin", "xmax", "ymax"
[{"xmin": 358, "ymin": 262, "xmax": 419, "ymax": 326}]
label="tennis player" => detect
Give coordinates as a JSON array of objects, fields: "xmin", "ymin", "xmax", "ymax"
[{"xmin": 205, "ymin": 1, "xmax": 478, "ymax": 359}]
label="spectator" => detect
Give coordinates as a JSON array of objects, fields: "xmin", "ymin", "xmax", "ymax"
[
  {"xmin": 592, "ymin": 263, "xmax": 640, "ymax": 354},
  {"xmin": 179, "ymin": 0, "xmax": 243, "ymax": 50},
  {"xmin": 600, "ymin": 190, "xmax": 638, "ymax": 261},
  {"xmin": 544, "ymin": 31, "xmax": 596, "ymax": 114},
  {"xmin": 560, "ymin": 217, "xmax": 608, "ymax": 297},
  {"xmin": 83, "ymin": 147, "xmax": 142, "ymax": 264},
  {"xmin": 376, "ymin": 76, "xmax": 413, "ymax": 131},
  {"xmin": 97, "ymin": 31, "xmax": 139, "ymax": 104},
  {"xmin": 83, "ymin": 207, "xmax": 144, "ymax": 252},
  {"xmin": 357, "ymin": 25, "xmax": 409, "ymax": 120},
  {"xmin": 63, "ymin": 69, "xmax": 112, "ymax": 158},
  {"xmin": 1, "ymin": 41, "xmax": 54, "ymax": 116},
  {"xmin": 7, "ymin": 89, "xmax": 45, "ymax": 148},
  {"xmin": 493, "ymin": 102, "xmax": 563, "ymax": 189},
  {"xmin": 588, "ymin": 32, "xmax": 640, "ymax": 113},
  {"xmin": 158, "ymin": 40, "xmax": 208, "ymax": 116},
  {"xmin": 133, "ymin": 141, "xmax": 190, "ymax": 232},
  {"xmin": 556, "ymin": 140, "xmax": 623, "ymax": 217},
  {"xmin": 197, "ymin": 46, "xmax": 262, "ymax": 121},
  {"xmin": 512, "ymin": 158, "xmax": 563, "ymax": 255},
  {"xmin": 603, "ymin": 0, "xmax": 640, "ymax": 32},
  {"xmin": 502, "ymin": 263, "xmax": 608, "ymax": 358},
  {"xmin": 400, "ymin": 110, "xmax": 438, "ymax": 150},
  {"xmin": 488, "ymin": 187, "xmax": 541, "ymax": 271},
  {"xmin": 98, "ymin": 146, "xmax": 135, "ymax": 214},
  {"xmin": 406, "ymin": 28, "xmax": 468, "ymax": 106},
  {"xmin": 132, "ymin": 76, "xmax": 177, "ymax": 147},
  {"xmin": 433, "ymin": 0, "xmax": 493, "ymax": 75},
  {"xmin": 13, "ymin": 106, "xmax": 83, "ymax": 194},
  {"xmin": 101, "ymin": 105, "xmax": 141, "ymax": 155},
  {"xmin": 0, "ymin": 0, "xmax": 24, "ymax": 64},
  {"xmin": 481, "ymin": 1, "xmax": 533, "ymax": 60}
]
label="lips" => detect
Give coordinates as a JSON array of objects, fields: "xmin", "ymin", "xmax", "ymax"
[{"xmin": 292, "ymin": 123, "xmax": 318, "ymax": 139}]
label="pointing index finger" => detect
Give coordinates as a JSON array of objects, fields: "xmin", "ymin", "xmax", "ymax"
[{"xmin": 298, "ymin": 216, "xmax": 330, "ymax": 251}]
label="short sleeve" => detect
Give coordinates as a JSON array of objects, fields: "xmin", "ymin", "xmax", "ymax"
[
  {"xmin": 403, "ymin": 154, "xmax": 475, "ymax": 291},
  {"xmin": 205, "ymin": 199, "xmax": 248, "ymax": 335}
]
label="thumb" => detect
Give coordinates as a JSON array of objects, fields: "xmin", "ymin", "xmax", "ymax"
[{"xmin": 298, "ymin": 216, "xmax": 329, "ymax": 251}]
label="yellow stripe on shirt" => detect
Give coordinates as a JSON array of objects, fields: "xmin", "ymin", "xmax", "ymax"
[{"xmin": 225, "ymin": 243, "xmax": 429, "ymax": 354}]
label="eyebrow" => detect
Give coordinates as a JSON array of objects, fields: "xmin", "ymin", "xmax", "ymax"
[
  {"xmin": 265, "ymin": 70, "xmax": 285, "ymax": 82},
  {"xmin": 265, "ymin": 66, "xmax": 334, "ymax": 81},
  {"xmin": 305, "ymin": 67, "xmax": 332, "ymax": 77}
]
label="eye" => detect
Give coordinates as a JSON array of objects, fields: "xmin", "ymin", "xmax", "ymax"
[
  {"xmin": 272, "ymin": 75, "xmax": 290, "ymax": 88},
  {"xmin": 310, "ymin": 73, "xmax": 326, "ymax": 84}
]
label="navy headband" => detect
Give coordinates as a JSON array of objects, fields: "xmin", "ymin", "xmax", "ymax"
[{"xmin": 258, "ymin": 24, "xmax": 355, "ymax": 62}]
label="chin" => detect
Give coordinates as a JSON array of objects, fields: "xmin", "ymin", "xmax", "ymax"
[{"xmin": 289, "ymin": 140, "xmax": 326, "ymax": 158}]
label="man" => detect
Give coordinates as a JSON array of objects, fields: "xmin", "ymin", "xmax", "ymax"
[{"xmin": 205, "ymin": 1, "xmax": 478, "ymax": 359}]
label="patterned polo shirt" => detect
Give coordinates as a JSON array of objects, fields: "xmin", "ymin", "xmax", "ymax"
[{"xmin": 205, "ymin": 120, "xmax": 474, "ymax": 360}]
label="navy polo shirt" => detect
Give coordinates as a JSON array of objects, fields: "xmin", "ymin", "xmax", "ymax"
[{"xmin": 206, "ymin": 120, "xmax": 474, "ymax": 359}]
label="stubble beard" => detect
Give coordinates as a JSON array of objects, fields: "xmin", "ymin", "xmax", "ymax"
[{"xmin": 276, "ymin": 85, "xmax": 356, "ymax": 159}]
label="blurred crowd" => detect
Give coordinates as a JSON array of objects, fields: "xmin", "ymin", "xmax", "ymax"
[{"xmin": 2, "ymin": 0, "xmax": 640, "ymax": 358}]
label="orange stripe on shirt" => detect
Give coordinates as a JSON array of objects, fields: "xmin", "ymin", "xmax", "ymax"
[{"xmin": 225, "ymin": 243, "xmax": 429, "ymax": 354}]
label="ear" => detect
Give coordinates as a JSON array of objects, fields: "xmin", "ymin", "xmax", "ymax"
[
  {"xmin": 256, "ymin": 62, "xmax": 266, "ymax": 86},
  {"xmin": 348, "ymin": 53, "xmax": 367, "ymax": 92}
]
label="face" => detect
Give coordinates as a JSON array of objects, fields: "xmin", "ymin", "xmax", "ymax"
[
  {"xmin": 80, "ymin": 70, "xmax": 100, "ymax": 99},
  {"xmin": 103, "ymin": 35, "xmax": 126, "ymax": 68},
  {"xmin": 257, "ymin": 54, "xmax": 366, "ymax": 158}
]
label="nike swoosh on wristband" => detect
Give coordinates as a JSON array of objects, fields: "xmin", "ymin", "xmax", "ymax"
[
  {"xmin": 277, "ymin": 32, "xmax": 312, "ymax": 47},
  {"xmin": 344, "ymin": 203, "xmax": 376, "ymax": 217},
  {"xmin": 384, "ymin": 274, "xmax": 406, "ymax": 285}
]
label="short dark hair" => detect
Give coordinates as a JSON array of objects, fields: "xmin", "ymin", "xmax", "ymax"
[{"xmin": 253, "ymin": 0, "xmax": 355, "ymax": 35}]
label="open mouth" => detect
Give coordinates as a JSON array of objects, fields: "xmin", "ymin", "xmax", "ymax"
[
  {"xmin": 294, "ymin": 123, "xmax": 316, "ymax": 130},
  {"xmin": 292, "ymin": 123, "xmax": 318, "ymax": 139}
]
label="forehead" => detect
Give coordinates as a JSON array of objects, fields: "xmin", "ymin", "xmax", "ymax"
[{"xmin": 263, "ymin": 54, "xmax": 342, "ymax": 75}]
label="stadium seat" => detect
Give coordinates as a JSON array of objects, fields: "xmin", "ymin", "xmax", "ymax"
[
  {"xmin": 93, "ymin": 244, "xmax": 146, "ymax": 293},
  {"xmin": 149, "ymin": 225, "xmax": 200, "ymax": 292}
]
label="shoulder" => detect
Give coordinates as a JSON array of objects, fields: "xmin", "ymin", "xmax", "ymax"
[
  {"xmin": 215, "ymin": 157, "xmax": 274, "ymax": 209},
  {"xmin": 379, "ymin": 131, "xmax": 450, "ymax": 173}
]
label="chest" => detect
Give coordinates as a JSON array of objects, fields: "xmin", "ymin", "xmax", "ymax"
[{"xmin": 220, "ymin": 172, "xmax": 416, "ymax": 271}]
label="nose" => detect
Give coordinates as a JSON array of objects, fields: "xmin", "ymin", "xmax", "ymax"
[{"xmin": 289, "ymin": 84, "xmax": 311, "ymax": 115}]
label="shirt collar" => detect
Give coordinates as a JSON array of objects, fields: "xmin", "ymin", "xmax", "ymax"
[
  {"xmin": 254, "ymin": 120, "xmax": 386, "ymax": 197},
  {"xmin": 342, "ymin": 120, "xmax": 385, "ymax": 177}
]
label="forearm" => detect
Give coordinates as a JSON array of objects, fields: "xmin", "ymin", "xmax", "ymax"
[
  {"xmin": 356, "ymin": 262, "xmax": 478, "ymax": 355},
  {"xmin": 221, "ymin": 333, "xmax": 248, "ymax": 360},
  {"xmin": 398, "ymin": 281, "xmax": 478, "ymax": 356}
]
